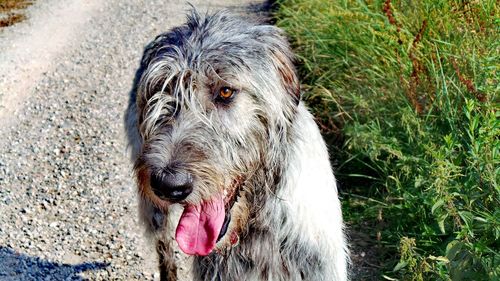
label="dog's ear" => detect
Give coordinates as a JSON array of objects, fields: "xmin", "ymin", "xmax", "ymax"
[
  {"xmin": 140, "ymin": 24, "xmax": 187, "ymax": 69},
  {"xmin": 264, "ymin": 29, "xmax": 301, "ymax": 105},
  {"xmin": 140, "ymin": 34, "xmax": 172, "ymax": 68},
  {"xmin": 140, "ymin": 35, "xmax": 165, "ymax": 69},
  {"xmin": 136, "ymin": 28, "xmax": 186, "ymax": 98},
  {"xmin": 272, "ymin": 49, "xmax": 301, "ymax": 105}
]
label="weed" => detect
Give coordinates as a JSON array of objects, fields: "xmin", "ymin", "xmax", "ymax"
[
  {"xmin": 276, "ymin": 0, "xmax": 499, "ymax": 279},
  {"xmin": 0, "ymin": 0, "xmax": 33, "ymax": 28},
  {"xmin": 0, "ymin": 0, "xmax": 32, "ymax": 12},
  {"xmin": 0, "ymin": 13, "xmax": 25, "ymax": 27}
]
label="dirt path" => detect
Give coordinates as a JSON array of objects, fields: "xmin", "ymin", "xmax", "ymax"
[
  {"xmin": 0, "ymin": 0, "xmax": 101, "ymax": 127},
  {"xmin": 0, "ymin": 1, "xmax": 265, "ymax": 280}
]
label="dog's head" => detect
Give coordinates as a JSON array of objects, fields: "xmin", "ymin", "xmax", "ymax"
[{"xmin": 130, "ymin": 9, "xmax": 300, "ymax": 256}]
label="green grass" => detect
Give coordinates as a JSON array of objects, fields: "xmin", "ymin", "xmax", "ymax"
[{"xmin": 275, "ymin": 0, "xmax": 499, "ymax": 280}]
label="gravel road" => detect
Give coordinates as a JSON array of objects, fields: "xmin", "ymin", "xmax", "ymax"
[{"xmin": 0, "ymin": 0, "xmax": 266, "ymax": 280}]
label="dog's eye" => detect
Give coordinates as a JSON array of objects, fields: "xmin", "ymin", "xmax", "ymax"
[{"xmin": 217, "ymin": 87, "xmax": 236, "ymax": 101}]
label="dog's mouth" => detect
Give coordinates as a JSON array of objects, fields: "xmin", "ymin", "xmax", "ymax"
[{"xmin": 175, "ymin": 176, "xmax": 244, "ymax": 256}]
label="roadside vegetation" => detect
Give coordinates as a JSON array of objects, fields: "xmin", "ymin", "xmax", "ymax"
[
  {"xmin": 276, "ymin": 0, "xmax": 499, "ymax": 280},
  {"xmin": 0, "ymin": 0, "xmax": 33, "ymax": 28}
]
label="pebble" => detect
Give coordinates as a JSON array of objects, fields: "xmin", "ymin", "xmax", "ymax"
[{"xmin": 0, "ymin": 0, "xmax": 267, "ymax": 280}]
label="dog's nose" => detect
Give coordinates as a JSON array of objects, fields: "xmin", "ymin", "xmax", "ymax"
[{"xmin": 150, "ymin": 167, "xmax": 193, "ymax": 202}]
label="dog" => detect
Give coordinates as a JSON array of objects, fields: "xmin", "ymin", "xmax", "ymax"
[{"xmin": 125, "ymin": 9, "xmax": 348, "ymax": 281}]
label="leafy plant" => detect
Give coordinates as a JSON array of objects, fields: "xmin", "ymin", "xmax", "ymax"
[{"xmin": 275, "ymin": 0, "xmax": 499, "ymax": 279}]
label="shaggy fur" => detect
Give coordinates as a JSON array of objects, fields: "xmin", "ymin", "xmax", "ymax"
[{"xmin": 125, "ymin": 9, "xmax": 348, "ymax": 281}]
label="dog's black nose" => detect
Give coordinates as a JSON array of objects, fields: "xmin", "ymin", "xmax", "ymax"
[{"xmin": 150, "ymin": 167, "xmax": 193, "ymax": 202}]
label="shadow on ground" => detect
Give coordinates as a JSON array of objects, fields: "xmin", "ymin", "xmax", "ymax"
[{"xmin": 0, "ymin": 246, "xmax": 109, "ymax": 280}]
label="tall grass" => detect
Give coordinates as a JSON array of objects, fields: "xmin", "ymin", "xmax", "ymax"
[{"xmin": 275, "ymin": 0, "xmax": 499, "ymax": 279}]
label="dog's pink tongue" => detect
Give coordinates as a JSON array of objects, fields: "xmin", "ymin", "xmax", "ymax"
[{"xmin": 175, "ymin": 197, "xmax": 225, "ymax": 256}]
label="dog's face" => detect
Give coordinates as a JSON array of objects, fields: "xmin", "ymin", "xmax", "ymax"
[{"xmin": 131, "ymin": 11, "xmax": 299, "ymax": 256}]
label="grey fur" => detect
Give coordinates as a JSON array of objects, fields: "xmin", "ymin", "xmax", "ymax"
[{"xmin": 125, "ymin": 9, "xmax": 348, "ymax": 281}]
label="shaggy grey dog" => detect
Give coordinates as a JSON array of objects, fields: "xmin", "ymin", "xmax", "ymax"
[{"xmin": 125, "ymin": 9, "xmax": 348, "ymax": 281}]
